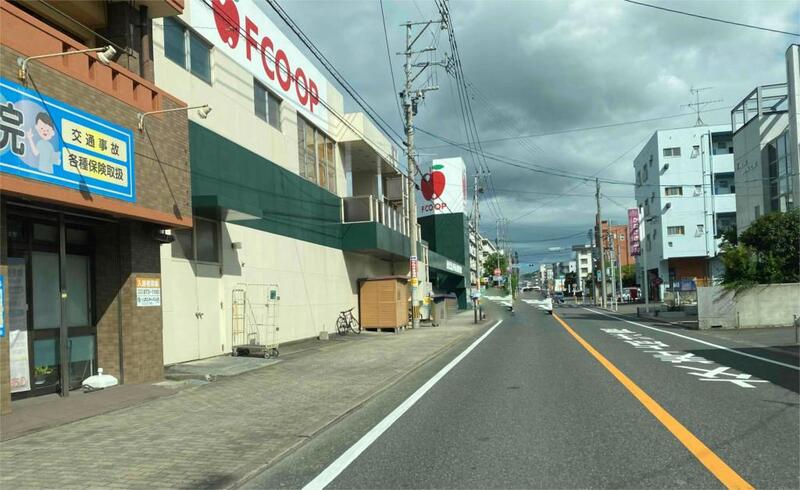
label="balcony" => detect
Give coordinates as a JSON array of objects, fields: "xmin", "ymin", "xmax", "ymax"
[
  {"xmin": 342, "ymin": 195, "xmax": 409, "ymax": 235},
  {"xmin": 1, "ymin": 0, "xmax": 184, "ymax": 114},
  {"xmin": 341, "ymin": 195, "xmax": 420, "ymax": 261}
]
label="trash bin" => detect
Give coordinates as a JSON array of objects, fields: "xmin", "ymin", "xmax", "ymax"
[{"xmin": 430, "ymin": 297, "xmax": 447, "ymax": 327}]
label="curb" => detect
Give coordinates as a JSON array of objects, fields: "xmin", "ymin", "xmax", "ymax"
[{"xmin": 228, "ymin": 317, "xmax": 493, "ymax": 489}]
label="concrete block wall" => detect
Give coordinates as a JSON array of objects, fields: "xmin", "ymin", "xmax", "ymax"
[{"xmin": 698, "ymin": 283, "xmax": 800, "ymax": 329}]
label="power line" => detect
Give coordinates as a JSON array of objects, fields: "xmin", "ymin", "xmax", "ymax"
[
  {"xmin": 263, "ymin": 0, "xmax": 406, "ymax": 145},
  {"xmin": 379, "ymin": 0, "xmax": 404, "ymax": 129},
  {"xmin": 623, "ymin": 0, "xmax": 800, "ymax": 37},
  {"xmin": 417, "ymin": 106, "xmax": 731, "ymax": 149}
]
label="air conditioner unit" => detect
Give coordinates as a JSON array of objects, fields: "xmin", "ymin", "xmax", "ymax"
[{"xmin": 385, "ymin": 176, "xmax": 403, "ymax": 201}]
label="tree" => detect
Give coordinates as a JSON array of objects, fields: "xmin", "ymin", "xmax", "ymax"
[
  {"xmin": 483, "ymin": 252, "xmax": 508, "ymax": 278},
  {"xmin": 721, "ymin": 209, "xmax": 800, "ymax": 288},
  {"xmin": 621, "ymin": 264, "xmax": 637, "ymax": 287}
]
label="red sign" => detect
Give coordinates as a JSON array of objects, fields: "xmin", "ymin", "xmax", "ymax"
[{"xmin": 410, "ymin": 255, "xmax": 418, "ymax": 278}]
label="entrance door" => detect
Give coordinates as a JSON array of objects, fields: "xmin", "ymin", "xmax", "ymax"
[{"xmin": 8, "ymin": 212, "xmax": 96, "ymax": 397}]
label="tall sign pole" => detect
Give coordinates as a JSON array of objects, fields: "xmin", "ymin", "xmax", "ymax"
[{"xmin": 400, "ymin": 19, "xmax": 441, "ymax": 328}]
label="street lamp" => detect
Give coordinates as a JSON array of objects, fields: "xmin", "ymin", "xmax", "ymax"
[
  {"xmin": 18, "ymin": 46, "xmax": 117, "ymax": 81},
  {"xmin": 137, "ymin": 105, "xmax": 212, "ymax": 131}
]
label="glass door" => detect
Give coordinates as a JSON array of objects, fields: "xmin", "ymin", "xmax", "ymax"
[{"xmin": 8, "ymin": 209, "xmax": 96, "ymax": 398}]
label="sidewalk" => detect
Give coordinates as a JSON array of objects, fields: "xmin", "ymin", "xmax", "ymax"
[{"xmin": 0, "ymin": 311, "xmax": 488, "ymax": 490}]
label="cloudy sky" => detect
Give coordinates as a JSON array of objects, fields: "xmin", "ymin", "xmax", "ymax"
[{"xmin": 263, "ymin": 0, "xmax": 798, "ymax": 271}]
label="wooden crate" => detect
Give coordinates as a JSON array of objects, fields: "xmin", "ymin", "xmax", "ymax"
[{"xmin": 358, "ymin": 276, "xmax": 409, "ymax": 329}]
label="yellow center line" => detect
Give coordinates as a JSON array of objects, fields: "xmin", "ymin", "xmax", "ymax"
[{"xmin": 552, "ymin": 312, "xmax": 753, "ymax": 490}]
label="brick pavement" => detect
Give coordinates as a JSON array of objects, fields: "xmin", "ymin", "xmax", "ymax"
[{"xmin": 0, "ymin": 313, "xmax": 487, "ymax": 489}]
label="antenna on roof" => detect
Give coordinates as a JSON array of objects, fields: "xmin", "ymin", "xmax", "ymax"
[{"xmin": 682, "ymin": 86, "xmax": 723, "ymax": 126}]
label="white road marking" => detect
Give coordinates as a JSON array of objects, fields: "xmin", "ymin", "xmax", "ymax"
[
  {"xmin": 302, "ymin": 319, "xmax": 504, "ymax": 490},
  {"xmin": 585, "ymin": 308, "xmax": 800, "ymax": 371}
]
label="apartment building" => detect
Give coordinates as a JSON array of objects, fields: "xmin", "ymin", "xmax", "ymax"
[
  {"xmin": 572, "ymin": 244, "xmax": 593, "ymax": 294},
  {"xmin": 633, "ymin": 124, "xmax": 736, "ymax": 300},
  {"xmin": 731, "ymin": 44, "xmax": 799, "ymax": 231},
  {"xmin": 1, "ymin": 0, "xmax": 190, "ymax": 411},
  {"xmin": 151, "ymin": 0, "xmax": 428, "ymax": 364}
]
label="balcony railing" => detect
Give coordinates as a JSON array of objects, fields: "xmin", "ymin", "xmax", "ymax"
[
  {"xmin": 731, "ymin": 83, "xmax": 788, "ymax": 132},
  {"xmin": 342, "ymin": 195, "xmax": 411, "ymax": 236},
  {"xmin": 1, "ymin": 0, "xmax": 183, "ymax": 114}
]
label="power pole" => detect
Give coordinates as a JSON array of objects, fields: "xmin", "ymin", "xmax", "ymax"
[
  {"xmin": 400, "ymin": 18, "xmax": 442, "ymax": 329},
  {"xmin": 595, "ymin": 178, "xmax": 607, "ymax": 309},
  {"xmin": 472, "ymin": 173, "xmax": 482, "ymax": 323}
]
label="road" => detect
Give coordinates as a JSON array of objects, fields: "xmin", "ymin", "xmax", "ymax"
[{"xmin": 242, "ymin": 292, "xmax": 800, "ymax": 489}]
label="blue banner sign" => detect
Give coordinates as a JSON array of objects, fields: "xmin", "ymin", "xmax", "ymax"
[{"xmin": 0, "ymin": 77, "xmax": 135, "ymax": 202}]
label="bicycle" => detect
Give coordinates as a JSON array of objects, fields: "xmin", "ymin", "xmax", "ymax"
[{"xmin": 336, "ymin": 308, "xmax": 361, "ymax": 335}]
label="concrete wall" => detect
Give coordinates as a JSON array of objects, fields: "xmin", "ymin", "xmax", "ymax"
[
  {"xmin": 698, "ymin": 283, "xmax": 800, "ymax": 329},
  {"xmin": 160, "ymin": 222, "xmax": 397, "ymax": 365}
]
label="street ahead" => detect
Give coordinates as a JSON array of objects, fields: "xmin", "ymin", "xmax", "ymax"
[{"xmin": 244, "ymin": 294, "xmax": 800, "ymax": 489}]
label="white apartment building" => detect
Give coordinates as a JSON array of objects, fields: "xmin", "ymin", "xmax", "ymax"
[
  {"xmin": 572, "ymin": 244, "xmax": 593, "ymax": 294},
  {"xmin": 467, "ymin": 224, "xmax": 494, "ymax": 290},
  {"xmin": 633, "ymin": 124, "xmax": 736, "ymax": 301},
  {"xmin": 731, "ymin": 44, "xmax": 799, "ymax": 231}
]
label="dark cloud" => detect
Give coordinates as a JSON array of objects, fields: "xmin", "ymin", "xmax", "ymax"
[{"xmin": 262, "ymin": 0, "xmax": 798, "ymax": 269}]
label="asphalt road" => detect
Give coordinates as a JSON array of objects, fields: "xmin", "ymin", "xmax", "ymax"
[{"xmin": 242, "ymin": 293, "xmax": 800, "ymax": 489}]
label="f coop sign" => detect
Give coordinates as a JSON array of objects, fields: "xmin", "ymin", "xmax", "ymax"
[{"xmin": 193, "ymin": 0, "xmax": 329, "ymax": 131}]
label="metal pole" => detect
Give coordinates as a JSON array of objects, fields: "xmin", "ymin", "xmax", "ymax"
[
  {"xmin": 596, "ymin": 179, "xmax": 607, "ymax": 309},
  {"xmin": 58, "ymin": 213, "xmax": 69, "ymax": 397},
  {"xmin": 640, "ymin": 206, "xmax": 650, "ymax": 313},
  {"xmin": 609, "ymin": 230, "xmax": 617, "ymax": 311},
  {"xmin": 473, "ymin": 173, "xmax": 479, "ymax": 324},
  {"xmin": 403, "ymin": 23, "xmax": 420, "ymax": 329},
  {"xmin": 618, "ymin": 234, "xmax": 624, "ymax": 305}
]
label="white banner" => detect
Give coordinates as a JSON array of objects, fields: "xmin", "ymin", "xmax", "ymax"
[
  {"xmin": 8, "ymin": 258, "xmax": 29, "ymax": 393},
  {"xmin": 418, "ymin": 157, "xmax": 467, "ymax": 217},
  {"xmin": 191, "ymin": 0, "xmax": 329, "ymax": 132}
]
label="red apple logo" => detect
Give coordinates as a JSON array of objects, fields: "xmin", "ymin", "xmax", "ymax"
[
  {"xmin": 421, "ymin": 164, "xmax": 446, "ymax": 200},
  {"xmin": 212, "ymin": 0, "xmax": 240, "ymax": 48}
]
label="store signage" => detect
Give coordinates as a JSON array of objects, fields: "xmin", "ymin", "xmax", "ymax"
[
  {"xmin": 192, "ymin": 0, "xmax": 329, "ymax": 132},
  {"xmin": 0, "ymin": 78, "xmax": 135, "ymax": 202},
  {"xmin": 410, "ymin": 255, "xmax": 418, "ymax": 278},
  {"xmin": 628, "ymin": 208, "xmax": 641, "ymax": 256},
  {"xmin": 445, "ymin": 260, "xmax": 463, "ymax": 274},
  {"xmin": 135, "ymin": 277, "xmax": 162, "ymax": 307},
  {"xmin": 418, "ymin": 157, "xmax": 466, "ymax": 217}
]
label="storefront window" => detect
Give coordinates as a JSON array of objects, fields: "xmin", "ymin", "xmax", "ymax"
[
  {"xmin": 297, "ymin": 116, "xmax": 336, "ymax": 193},
  {"xmin": 32, "ymin": 251, "xmax": 60, "ymax": 329}
]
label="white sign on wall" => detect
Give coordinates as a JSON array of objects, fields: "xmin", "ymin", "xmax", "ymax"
[
  {"xmin": 191, "ymin": 0, "xmax": 329, "ymax": 132},
  {"xmin": 417, "ymin": 157, "xmax": 467, "ymax": 217},
  {"xmin": 136, "ymin": 277, "xmax": 162, "ymax": 307}
]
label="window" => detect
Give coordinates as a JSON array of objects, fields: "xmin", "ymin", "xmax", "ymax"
[
  {"xmin": 254, "ymin": 80, "xmax": 282, "ymax": 130},
  {"xmin": 714, "ymin": 172, "xmax": 735, "ymax": 195},
  {"xmin": 696, "ymin": 224, "xmax": 704, "ymax": 236},
  {"xmin": 163, "ymin": 17, "xmax": 212, "ymax": 84},
  {"xmin": 170, "ymin": 219, "xmax": 219, "ymax": 263},
  {"xmin": 667, "ymin": 226, "xmax": 685, "ymax": 236},
  {"xmin": 297, "ymin": 116, "xmax": 336, "ymax": 193},
  {"xmin": 662, "ymin": 147, "xmax": 681, "ymax": 157},
  {"xmin": 691, "ymin": 145, "xmax": 700, "ymax": 158},
  {"xmin": 665, "ymin": 186, "xmax": 682, "ymax": 196},
  {"xmin": 712, "ymin": 133, "xmax": 734, "ymax": 155}
]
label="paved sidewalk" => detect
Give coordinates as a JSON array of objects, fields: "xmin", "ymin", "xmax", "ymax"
[{"xmin": 0, "ymin": 312, "xmax": 488, "ymax": 490}]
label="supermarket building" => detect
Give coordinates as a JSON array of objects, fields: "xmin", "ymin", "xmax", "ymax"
[{"xmin": 152, "ymin": 0, "xmax": 432, "ymax": 364}]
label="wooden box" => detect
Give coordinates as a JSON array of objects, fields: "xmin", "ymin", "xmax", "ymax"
[{"xmin": 358, "ymin": 276, "xmax": 409, "ymax": 329}]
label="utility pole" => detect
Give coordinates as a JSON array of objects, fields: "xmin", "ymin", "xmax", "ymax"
[
  {"xmin": 472, "ymin": 173, "xmax": 483, "ymax": 323},
  {"xmin": 609, "ymin": 229, "xmax": 617, "ymax": 311},
  {"xmin": 400, "ymin": 18, "xmax": 442, "ymax": 329},
  {"xmin": 595, "ymin": 178, "xmax": 607, "ymax": 309}
]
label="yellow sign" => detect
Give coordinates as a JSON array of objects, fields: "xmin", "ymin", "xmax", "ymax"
[
  {"xmin": 410, "ymin": 277, "xmax": 418, "ymax": 287},
  {"xmin": 62, "ymin": 148, "xmax": 129, "ymax": 187},
  {"xmin": 62, "ymin": 119, "xmax": 128, "ymax": 162}
]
